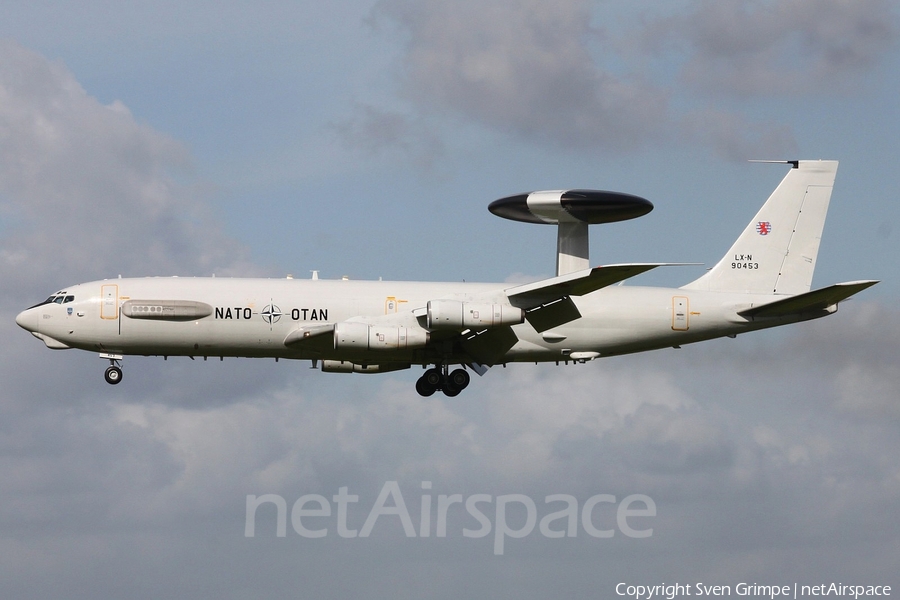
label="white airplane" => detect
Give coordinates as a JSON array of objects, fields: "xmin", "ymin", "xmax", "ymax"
[{"xmin": 16, "ymin": 160, "xmax": 877, "ymax": 396}]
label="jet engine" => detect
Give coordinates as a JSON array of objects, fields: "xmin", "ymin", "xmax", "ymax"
[
  {"xmin": 426, "ymin": 300, "xmax": 524, "ymax": 330},
  {"xmin": 333, "ymin": 322, "xmax": 430, "ymax": 350}
]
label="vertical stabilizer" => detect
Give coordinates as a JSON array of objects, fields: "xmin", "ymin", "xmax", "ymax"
[{"xmin": 682, "ymin": 160, "xmax": 838, "ymax": 295}]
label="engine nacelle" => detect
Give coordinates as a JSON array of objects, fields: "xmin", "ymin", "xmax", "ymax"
[
  {"xmin": 426, "ymin": 300, "xmax": 524, "ymax": 330},
  {"xmin": 333, "ymin": 322, "xmax": 430, "ymax": 350},
  {"xmin": 321, "ymin": 360, "xmax": 411, "ymax": 374}
]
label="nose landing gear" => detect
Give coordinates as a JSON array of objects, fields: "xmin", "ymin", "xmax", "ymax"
[
  {"xmin": 104, "ymin": 365, "xmax": 123, "ymax": 384},
  {"xmin": 100, "ymin": 353, "xmax": 123, "ymax": 385},
  {"xmin": 415, "ymin": 365, "xmax": 471, "ymax": 397}
]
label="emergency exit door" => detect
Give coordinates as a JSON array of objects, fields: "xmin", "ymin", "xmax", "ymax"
[
  {"xmin": 101, "ymin": 285, "xmax": 118, "ymax": 320},
  {"xmin": 385, "ymin": 296, "xmax": 406, "ymax": 314}
]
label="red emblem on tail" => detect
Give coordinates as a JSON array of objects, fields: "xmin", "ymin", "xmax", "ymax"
[{"xmin": 756, "ymin": 221, "xmax": 771, "ymax": 235}]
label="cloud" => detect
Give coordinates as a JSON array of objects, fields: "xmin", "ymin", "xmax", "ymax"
[
  {"xmin": 785, "ymin": 302, "xmax": 900, "ymax": 419},
  {"xmin": 331, "ymin": 103, "xmax": 445, "ymax": 169},
  {"xmin": 371, "ymin": 0, "xmax": 668, "ymax": 151},
  {"xmin": 366, "ymin": 0, "xmax": 895, "ymax": 160},
  {"xmin": 834, "ymin": 363, "xmax": 900, "ymax": 417},
  {"xmin": 679, "ymin": 108, "xmax": 798, "ymax": 162},
  {"xmin": 0, "ymin": 40, "xmax": 252, "ymax": 305},
  {"xmin": 643, "ymin": 0, "xmax": 898, "ymax": 96}
]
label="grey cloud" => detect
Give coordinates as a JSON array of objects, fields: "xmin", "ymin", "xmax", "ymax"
[
  {"xmin": 0, "ymin": 41, "xmax": 252, "ymax": 306},
  {"xmin": 644, "ymin": 0, "xmax": 898, "ymax": 96},
  {"xmin": 679, "ymin": 108, "xmax": 798, "ymax": 162},
  {"xmin": 373, "ymin": 0, "xmax": 669, "ymax": 151},
  {"xmin": 834, "ymin": 363, "xmax": 900, "ymax": 417},
  {"xmin": 369, "ymin": 0, "xmax": 893, "ymax": 160},
  {"xmin": 331, "ymin": 104, "xmax": 445, "ymax": 169},
  {"xmin": 604, "ymin": 403, "xmax": 736, "ymax": 474},
  {"xmin": 783, "ymin": 303, "xmax": 900, "ymax": 420}
]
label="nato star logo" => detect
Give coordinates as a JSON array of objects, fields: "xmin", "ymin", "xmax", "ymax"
[{"xmin": 261, "ymin": 303, "xmax": 283, "ymax": 325}]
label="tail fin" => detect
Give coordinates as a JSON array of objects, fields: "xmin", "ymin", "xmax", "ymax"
[{"xmin": 682, "ymin": 160, "xmax": 838, "ymax": 295}]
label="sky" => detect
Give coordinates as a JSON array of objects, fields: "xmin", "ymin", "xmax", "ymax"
[{"xmin": 0, "ymin": 1, "xmax": 898, "ymax": 598}]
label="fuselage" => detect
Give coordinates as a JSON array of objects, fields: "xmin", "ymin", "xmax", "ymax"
[{"xmin": 16, "ymin": 275, "xmax": 817, "ymax": 366}]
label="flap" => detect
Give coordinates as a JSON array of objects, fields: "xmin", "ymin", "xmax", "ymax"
[{"xmin": 523, "ymin": 297, "xmax": 582, "ymax": 333}]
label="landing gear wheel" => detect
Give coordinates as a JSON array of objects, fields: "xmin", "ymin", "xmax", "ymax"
[
  {"xmin": 415, "ymin": 376, "xmax": 437, "ymax": 397},
  {"xmin": 423, "ymin": 368, "xmax": 442, "ymax": 387},
  {"xmin": 104, "ymin": 365, "xmax": 123, "ymax": 385},
  {"xmin": 448, "ymin": 368, "xmax": 470, "ymax": 390},
  {"xmin": 417, "ymin": 366, "xmax": 470, "ymax": 397}
]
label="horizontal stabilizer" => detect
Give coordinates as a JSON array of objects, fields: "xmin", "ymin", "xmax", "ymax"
[
  {"xmin": 506, "ymin": 263, "xmax": 696, "ymax": 308},
  {"xmin": 738, "ymin": 280, "xmax": 879, "ymax": 318}
]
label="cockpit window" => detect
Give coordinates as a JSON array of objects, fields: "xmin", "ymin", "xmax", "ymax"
[
  {"xmin": 27, "ymin": 293, "xmax": 72, "ymax": 309},
  {"xmin": 27, "ymin": 296, "xmax": 56, "ymax": 309}
]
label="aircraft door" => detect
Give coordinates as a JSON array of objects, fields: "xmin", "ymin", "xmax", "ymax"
[
  {"xmin": 672, "ymin": 296, "xmax": 689, "ymax": 331},
  {"xmin": 101, "ymin": 285, "xmax": 119, "ymax": 320}
]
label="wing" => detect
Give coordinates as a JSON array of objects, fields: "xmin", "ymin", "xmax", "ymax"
[
  {"xmin": 505, "ymin": 263, "xmax": 679, "ymax": 304},
  {"xmin": 506, "ymin": 263, "xmax": 695, "ymax": 332}
]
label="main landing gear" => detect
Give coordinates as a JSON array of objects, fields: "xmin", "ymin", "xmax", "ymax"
[
  {"xmin": 101, "ymin": 353, "xmax": 123, "ymax": 385},
  {"xmin": 416, "ymin": 365, "xmax": 471, "ymax": 397}
]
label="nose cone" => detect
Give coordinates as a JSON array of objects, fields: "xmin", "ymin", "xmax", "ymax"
[{"xmin": 15, "ymin": 308, "xmax": 38, "ymax": 333}]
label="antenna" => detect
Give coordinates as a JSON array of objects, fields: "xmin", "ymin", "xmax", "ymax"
[
  {"xmin": 749, "ymin": 160, "xmax": 800, "ymax": 168},
  {"xmin": 488, "ymin": 190, "xmax": 653, "ymax": 276}
]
